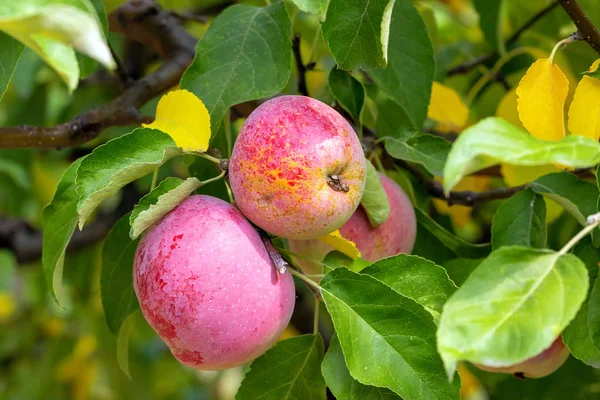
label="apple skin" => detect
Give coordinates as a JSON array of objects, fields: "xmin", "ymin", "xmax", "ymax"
[
  {"xmin": 133, "ymin": 195, "xmax": 296, "ymax": 370},
  {"xmin": 289, "ymin": 173, "xmax": 416, "ymax": 274},
  {"xmin": 229, "ymin": 95, "xmax": 366, "ymax": 240},
  {"xmin": 474, "ymin": 336, "xmax": 570, "ymax": 378}
]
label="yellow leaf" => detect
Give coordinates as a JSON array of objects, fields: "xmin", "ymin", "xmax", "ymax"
[
  {"xmin": 316, "ymin": 230, "xmax": 361, "ymax": 260},
  {"xmin": 496, "ymin": 88, "xmax": 525, "ymax": 130},
  {"xmin": 278, "ymin": 323, "xmax": 301, "ymax": 341},
  {"xmin": 0, "ymin": 292, "xmax": 16, "ymax": 323},
  {"xmin": 427, "ymin": 81, "xmax": 469, "ymax": 132},
  {"xmin": 516, "ymin": 59, "xmax": 569, "ymax": 141},
  {"xmin": 568, "ymin": 62, "xmax": 600, "ymax": 141},
  {"xmin": 143, "ymin": 89, "xmax": 211, "ymax": 152}
]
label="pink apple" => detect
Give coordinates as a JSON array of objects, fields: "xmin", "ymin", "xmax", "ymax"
[
  {"xmin": 474, "ymin": 336, "xmax": 570, "ymax": 378},
  {"xmin": 133, "ymin": 195, "xmax": 296, "ymax": 370},
  {"xmin": 229, "ymin": 95, "xmax": 366, "ymax": 240},
  {"xmin": 289, "ymin": 173, "xmax": 417, "ymax": 274}
]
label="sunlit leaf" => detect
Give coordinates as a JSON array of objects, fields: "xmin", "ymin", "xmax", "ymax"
[
  {"xmin": 516, "ymin": 58, "xmax": 568, "ymax": 141},
  {"xmin": 317, "ymin": 230, "xmax": 361, "ymax": 260},
  {"xmin": 76, "ymin": 128, "xmax": 180, "ymax": 228},
  {"xmin": 438, "ymin": 246, "xmax": 588, "ymax": 378},
  {"xmin": 427, "ymin": 81, "xmax": 469, "ymax": 131},
  {"xmin": 143, "ymin": 89, "xmax": 211, "ymax": 152},
  {"xmin": 568, "ymin": 71, "xmax": 600, "ymax": 141},
  {"xmin": 443, "ymin": 117, "xmax": 600, "ymax": 193},
  {"xmin": 290, "ymin": 0, "xmax": 328, "ymax": 19}
]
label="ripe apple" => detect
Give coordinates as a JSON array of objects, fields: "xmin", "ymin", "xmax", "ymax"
[
  {"xmin": 474, "ymin": 336, "xmax": 570, "ymax": 378},
  {"xmin": 229, "ymin": 95, "xmax": 366, "ymax": 240},
  {"xmin": 289, "ymin": 173, "xmax": 416, "ymax": 274},
  {"xmin": 133, "ymin": 195, "xmax": 296, "ymax": 370}
]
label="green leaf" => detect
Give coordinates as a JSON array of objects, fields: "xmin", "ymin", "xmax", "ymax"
[
  {"xmin": 76, "ymin": 128, "xmax": 180, "ymax": 228},
  {"xmin": 530, "ymin": 172, "xmax": 600, "ymax": 247},
  {"xmin": 588, "ymin": 274, "xmax": 600, "ymax": 355},
  {"xmin": 181, "ymin": 2, "xmax": 292, "ymax": 131},
  {"xmin": 0, "ymin": 32, "xmax": 24, "ymax": 100},
  {"xmin": 289, "ymin": 0, "xmax": 328, "ymax": 19},
  {"xmin": 443, "ymin": 118, "xmax": 600, "ymax": 193},
  {"xmin": 129, "ymin": 177, "xmax": 202, "ymax": 239},
  {"xmin": 491, "ymin": 189, "xmax": 547, "ymax": 250},
  {"xmin": 474, "ymin": 0, "xmax": 504, "ymax": 53},
  {"xmin": 77, "ymin": 0, "xmax": 109, "ymax": 78},
  {"xmin": 322, "ymin": 0, "xmax": 394, "ymax": 70},
  {"xmin": 42, "ymin": 158, "xmax": 83, "ymax": 305},
  {"xmin": 0, "ymin": 0, "xmax": 115, "ymax": 91},
  {"xmin": 370, "ymin": 0, "xmax": 435, "ymax": 129},
  {"xmin": 437, "ymin": 246, "xmax": 588, "ymax": 379},
  {"xmin": 236, "ymin": 334, "xmax": 326, "ymax": 400},
  {"xmin": 101, "ymin": 213, "xmax": 140, "ymax": 335},
  {"xmin": 361, "ymin": 254, "xmax": 457, "ymax": 322},
  {"xmin": 320, "ymin": 268, "xmax": 460, "ymax": 400},
  {"xmin": 416, "ymin": 208, "xmax": 491, "ymax": 259},
  {"xmin": 117, "ymin": 310, "xmax": 137, "ymax": 379},
  {"xmin": 322, "ymin": 334, "xmax": 400, "ymax": 400},
  {"xmin": 360, "ymin": 161, "xmax": 390, "ymax": 227},
  {"xmin": 385, "ymin": 134, "xmax": 451, "ymax": 176},
  {"xmin": 328, "ymin": 68, "xmax": 365, "ymax": 123},
  {"xmin": 322, "ymin": 250, "xmax": 371, "ymax": 273},
  {"xmin": 375, "ymin": 94, "xmax": 413, "ymax": 139},
  {"xmin": 441, "ymin": 258, "xmax": 482, "ymax": 287}
]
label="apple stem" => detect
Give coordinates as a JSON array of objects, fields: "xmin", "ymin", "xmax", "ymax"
[
  {"xmin": 327, "ymin": 174, "xmax": 350, "ymax": 192},
  {"xmin": 257, "ymin": 229, "xmax": 289, "ymax": 274},
  {"xmin": 313, "ymin": 300, "xmax": 320, "ymax": 335},
  {"xmin": 558, "ymin": 211, "xmax": 600, "ymax": 255}
]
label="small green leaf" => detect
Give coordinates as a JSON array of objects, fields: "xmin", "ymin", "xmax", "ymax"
[
  {"xmin": 130, "ymin": 177, "xmax": 202, "ymax": 239},
  {"xmin": 328, "ymin": 68, "xmax": 365, "ymax": 123},
  {"xmin": 441, "ymin": 258, "xmax": 482, "ymax": 287},
  {"xmin": 320, "ymin": 268, "xmax": 460, "ymax": 400},
  {"xmin": 375, "ymin": 94, "xmax": 414, "ymax": 139},
  {"xmin": 322, "ymin": 250, "xmax": 371, "ymax": 273},
  {"xmin": 117, "ymin": 310, "xmax": 137, "ymax": 379},
  {"xmin": 181, "ymin": 2, "xmax": 292, "ymax": 131},
  {"xmin": 0, "ymin": 0, "xmax": 115, "ymax": 91},
  {"xmin": 322, "ymin": 0, "xmax": 394, "ymax": 70},
  {"xmin": 76, "ymin": 128, "xmax": 180, "ymax": 229},
  {"xmin": 0, "ymin": 32, "xmax": 24, "ymax": 100},
  {"xmin": 443, "ymin": 118, "xmax": 600, "ymax": 193},
  {"xmin": 322, "ymin": 334, "xmax": 400, "ymax": 400},
  {"xmin": 236, "ymin": 334, "xmax": 326, "ymax": 400},
  {"xmin": 42, "ymin": 158, "xmax": 83, "ymax": 305},
  {"xmin": 385, "ymin": 134, "xmax": 451, "ymax": 176},
  {"xmin": 370, "ymin": 0, "xmax": 435, "ymax": 129},
  {"xmin": 491, "ymin": 189, "xmax": 547, "ymax": 250},
  {"xmin": 360, "ymin": 161, "xmax": 390, "ymax": 227},
  {"xmin": 289, "ymin": 0, "xmax": 328, "ymax": 19},
  {"xmin": 416, "ymin": 208, "xmax": 491, "ymax": 259},
  {"xmin": 438, "ymin": 246, "xmax": 588, "ymax": 379},
  {"xmin": 361, "ymin": 254, "xmax": 457, "ymax": 322},
  {"xmin": 101, "ymin": 213, "xmax": 140, "ymax": 335},
  {"xmin": 588, "ymin": 274, "xmax": 600, "ymax": 354}
]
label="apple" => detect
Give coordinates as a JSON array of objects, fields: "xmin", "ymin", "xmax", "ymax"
[
  {"xmin": 289, "ymin": 173, "xmax": 416, "ymax": 274},
  {"xmin": 474, "ymin": 336, "xmax": 570, "ymax": 378},
  {"xmin": 229, "ymin": 95, "xmax": 366, "ymax": 240},
  {"xmin": 133, "ymin": 195, "xmax": 296, "ymax": 370}
]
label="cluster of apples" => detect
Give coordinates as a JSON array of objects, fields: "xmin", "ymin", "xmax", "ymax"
[{"xmin": 131, "ymin": 95, "xmax": 568, "ymax": 379}]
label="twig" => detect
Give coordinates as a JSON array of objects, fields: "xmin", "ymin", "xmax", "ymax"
[
  {"xmin": 292, "ymin": 34, "xmax": 309, "ymax": 97},
  {"xmin": 257, "ymin": 229, "xmax": 289, "ymax": 274},
  {"xmin": 447, "ymin": 2, "xmax": 559, "ymax": 76},
  {"xmin": 0, "ymin": 0, "xmax": 196, "ymax": 148},
  {"xmin": 557, "ymin": 0, "xmax": 600, "ymax": 55}
]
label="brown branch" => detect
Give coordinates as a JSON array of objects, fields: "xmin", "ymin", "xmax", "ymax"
[
  {"xmin": 447, "ymin": 2, "xmax": 559, "ymax": 76},
  {"xmin": 557, "ymin": 0, "xmax": 600, "ymax": 55},
  {"xmin": 0, "ymin": 0, "xmax": 197, "ymax": 149},
  {"xmin": 292, "ymin": 34, "xmax": 310, "ymax": 97}
]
